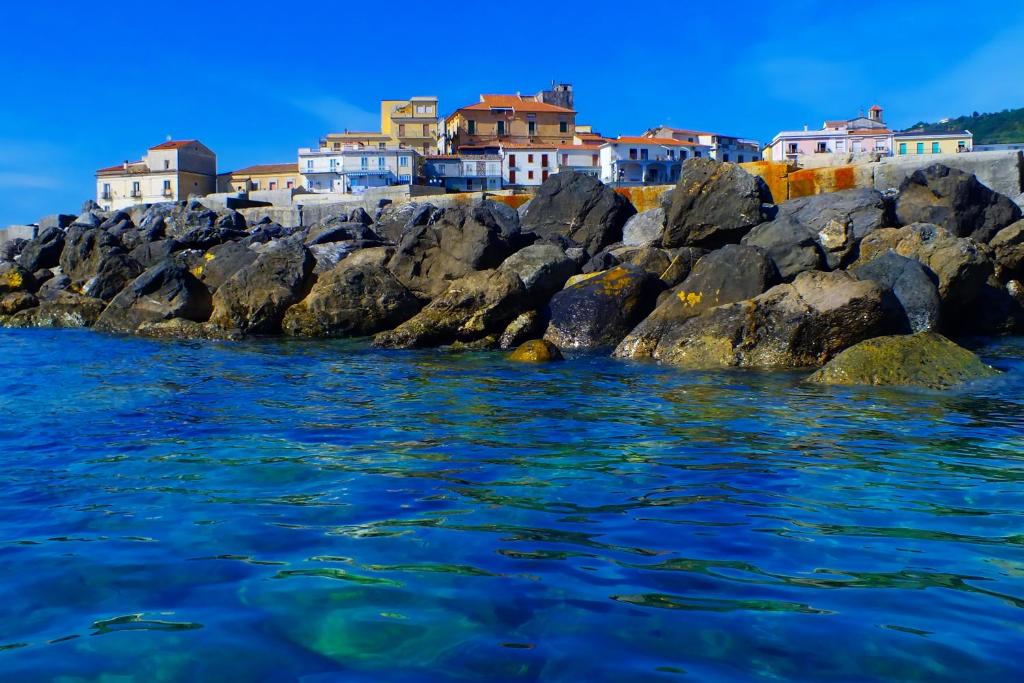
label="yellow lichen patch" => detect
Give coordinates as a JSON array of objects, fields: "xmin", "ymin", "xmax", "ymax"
[
  {"xmin": 677, "ymin": 291, "xmax": 702, "ymax": 307},
  {"xmin": 599, "ymin": 267, "xmax": 633, "ymax": 297},
  {"xmin": 203, "ymin": 252, "xmax": 216, "ymax": 262},
  {"xmin": 191, "ymin": 265, "xmax": 204, "ymax": 278},
  {"xmin": 3, "ymin": 270, "xmax": 23, "ymax": 289}
]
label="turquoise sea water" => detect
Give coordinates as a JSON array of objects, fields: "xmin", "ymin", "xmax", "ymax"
[{"xmin": 1, "ymin": 328, "xmax": 1022, "ymax": 682}]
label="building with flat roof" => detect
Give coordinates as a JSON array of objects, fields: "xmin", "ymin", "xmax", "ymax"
[
  {"xmin": 221, "ymin": 163, "xmax": 302, "ymax": 193},
  {"xmin": 444, "ymin": 92, "xmax": 576, "ymax": 153}
]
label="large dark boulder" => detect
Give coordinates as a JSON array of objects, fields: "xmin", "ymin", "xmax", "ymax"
[
  {"xmin": 895, "ymin": 164, "xmax": 1022, "ymax": 243},
  {"xmin": 662, "ymin": 158, "xmax": 772, "ymax": 249},
  {"xmin": 498, "ymin": 244, "xmax": 578, "ymax": 299},
  {"xmin": 616, "ymin": 245, "xmax": 779, "ymax": 359},
  {"xmin": 990, "ymin": 220, "xmax": 1024, "ymax": 283},
  {"xmin": 209, "ymin": 240, "xmax": 316, "ymax": 334},
  {"xmin": 282, "ymin": 253, "xmax": 421, "ymax": 338},
  {"xmin": 374, "ymin": 269, "xmax": 528, "ymax": 349},
  {"xmin": 0, "ymin": 291, "xmax": 38, "ymax": 316},
  {"xmin": 130, "ymin": 239, "xmax": 184, "ymax": 269},
  {"xmin": 18, "ymin": 227, "xmax": 66, "ymax": 271},
  {"xmin": 387, "ymin": 205, "xmax": 516, "ymax": 299},
  {"xmin": 544, "ymin": 264, "xmax": 663, "ymax": 350},
  {"xmin": 631, "ymin": 270, "xmax": 898, "ymax": 369},
  {"xmin": 305, "ymin": 221, "xmax": 381, "ymax": 246},
  {"xmin": 194, "ymin": 241, "xmax": 259, "ymax": 290},
  {"xmin": 741, "ymin": 216, "xmax": 824, "ymax": 280},
  {"xmin": 807, "ymin": 333, "xmax": 999, "ymax": 389},
  {"xmin": 0, "ymin": 261, "xmax": 36, "ymax": 294},
  {"xmin": 0, "ymin": 238, "xmax": 27, "ymax": 261},
  {"xmin": 374, "ymin": 202, "xmax": 442, "ymax": 243},
  {"xmin": 858, "ymin": 223, "xmax": 993, "ymax": 331},
  {"xmin": 59, "ymin": 226, "xmax": 123, "ymax": 283},
  {"xmin": 853, "ymin": 252, "xmax": 941, "ymax": 333},
  {"xmin": 521, "ymin": 172, "xmax": 636, "ymax": 254},
  {"xmin": 95, "ymin": 261, "xmax": 213, "ymax": 333},
  {"xmin": 177, "ymin": 225, "xmax": 248, "ymax": 251},
  {"xmin": 82, "ymin": 252, "xmax": 143, "ymax": 301}
]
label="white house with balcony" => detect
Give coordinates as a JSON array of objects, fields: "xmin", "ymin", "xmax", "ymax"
[
  {"xmin": 599, "ymin": 136, "xmax": 710, "ymax": 185},
  {"xmin": 422, "ymin": 154, "xmax": 502, "ymax": 191},
  {"xmin": 643, "ymin": 127, "xmax": 761, "ymax": 163},
  {"xmin": 500, "ymin": 144, "xmax": 559, "ymax": 187},
  {"xmin": 96, "ymin": 140, "xmax": 216, "ymax": 210},
  {"xmin": 557, "ymin": 144, "xmax": 603, "ymax": 177},
  {"xmin": 298, "ymin": 144, "xmax": 420, "ymax": 194},
  {"xmin": 765, "ymin": 105, "xmax": 894, "ymax": 165}
]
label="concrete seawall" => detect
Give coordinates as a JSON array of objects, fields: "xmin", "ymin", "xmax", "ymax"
[{"xmin": 742, "ymin": 151, "xmax": 1024, "ymax": 206}]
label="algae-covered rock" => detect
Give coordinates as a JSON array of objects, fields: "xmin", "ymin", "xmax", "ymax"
[
  {"xmin": 807, "ymin": 332, "xmax": 999, "ymax": 389},
  {"xmin": 2, "ymin": 291, "xmax": 106, "ymax": 328},
  {"xmin": 136, "ymin": 318, "xmax": 243, "ymax": 341},
  {"xmin": 508, "ymin": 339, "xmax": 563, "ymax": 362},
  {"xmin": 544, "ymin": 264, "xmax": 663, "ymax": 350}
]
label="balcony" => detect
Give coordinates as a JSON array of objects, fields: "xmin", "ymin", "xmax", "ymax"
[
  {"xmin": 101, "ymin": 192, "xmax": 111, "ymax": 200},
  {"xmin": 162, "ymin": 189, "xmax": 174, "ymax": 197},
  {"xmin": 130, "ymin": 190, "xmax": 142, "ymax": 198}
]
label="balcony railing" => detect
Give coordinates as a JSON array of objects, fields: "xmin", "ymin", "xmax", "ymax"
[
  {"xmin": 130, "ymin": 190, "xmax": 142, "ymax": 198},
  {"xmin": 162, "ymin": 188, "xmax": 173, "ymax": 197},
  {"xmin": 101, "ymin": 192, "xmax": 111, "ymax": 200}
]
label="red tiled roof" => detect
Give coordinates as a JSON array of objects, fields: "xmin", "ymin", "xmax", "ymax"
[
  {"xmin": 149, "ymin": 140, "xmax": 199, "ymax": 150},
  {"xmin": 96, "ymin": 160, "xmax": 146, "ymax": 174},
  {"xmin": 869, "ymin": 105, "xmax": 883, "ymax": 111},
  {"xmin": 848, "ymin": 128, "xmax": 892, "ymax": 135},
  {"xmin": 459, "ymin": 94, "xmax": 575, "ymax": 114},
  {"xmin": 231, "ymin": 163, "xmax": 298, "ymax": 176},
  {"xmin": 651, "ymin": 126, "xmax": 711, "ymax": 137},
  {"xmin": 560, "ymin": 142, "xmax": 604, "ymax": 150},
  {"xmin": 615, "ymin": 136, "xmax": 698, "ymax": 147},
  {"xmin": 499, "ymin": 142, "xmax": 560, "ymax": 150}
]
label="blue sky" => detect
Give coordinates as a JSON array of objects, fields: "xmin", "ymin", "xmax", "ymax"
[{"xmin": 2, "ymin": 0, "xmax": 1023, "ymax": 225}]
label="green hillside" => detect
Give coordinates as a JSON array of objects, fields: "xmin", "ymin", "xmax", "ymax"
[{"xmin": 906, "ymin": 107, "xmax": 1024, "ymax": 144}]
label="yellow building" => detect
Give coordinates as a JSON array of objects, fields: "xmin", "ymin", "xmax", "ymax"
[
  {"xmin": 894, "ymin": 130, "xmax": 973, "ymax": 157},
  {"xmin": 224, "ymin": 163, "xmax": 302, "ymax": 192},
  {"xmin": 444, "ymin": 94, "xmax": 576, "ymax": 152},
  {"xmin": 381, "ymin": 96, "xmax": 439, "ymax": 154}
]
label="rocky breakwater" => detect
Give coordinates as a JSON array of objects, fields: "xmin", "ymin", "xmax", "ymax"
[{"xmin": 2, "ymin": 161, "xmax": 1019, "ymax": 389}]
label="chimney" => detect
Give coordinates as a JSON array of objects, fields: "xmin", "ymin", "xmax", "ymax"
[
  {"xmin": 123, "ymin": 160, "xmax": 128, "ymax": 170},
  {"xmin": 804, "ymin": 124, "xmax": 809, "ymax": 132}
]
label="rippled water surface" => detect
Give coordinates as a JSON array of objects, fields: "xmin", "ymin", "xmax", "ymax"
[{"xmin": 1, "ymin": 329, "xmax": 1023, "ymax": 682}]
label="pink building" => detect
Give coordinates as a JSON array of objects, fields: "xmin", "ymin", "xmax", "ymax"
[{"xmin": 767, "ymin": 105, "xmax": 894, "ymax": 164}]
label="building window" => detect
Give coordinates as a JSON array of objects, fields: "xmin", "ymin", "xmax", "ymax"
[
  {"xmin": 378, "ymin": 156, "xmax": 386, "ymax": 169},
  {"xmin": 528, "ymin": 119, "xmax": 536, "ymax": 136},
  {"xmin": 916, "ymin": 142, "xmax": 925, "ymax": 155},
  {"xmin": 640, "ymin": 149, "xmax": 648, "ymax": 160},
  {"xmin": 164, "ymin": 160, "xmax": 170, "ymax": 170},
  {"xmin": 102, "ymin": 183, "xmax": 110, "ymax": 199},
  {"xmin": 467, "ymin": 120, "xmax": 476, "ymax": 135},
  {"xmin": 629, "ymin": 148, "xmax": 638, "ymax": 160},
  {"xmin": 333, "ymin": 142, "xmax": 340, "ymax": 150},
  {"xmin": 541, "ymin": 154, "xmax": 549, "ymax": 168},
  {"xmin": 528, "ymin": 170, "xmax": 534, "ymax": 180},
  {"xmin": 399, "ymin": 174, "xmax": 411, "ymax": 184},
  {"xmin": 932, "ymin": 142, "xmax": 940, "ymax": 154},
  {"xmin": 562, "ymin": 153, "xmax": 569, "ymax": 166},
  {"xmin": 723, "ymin": 153, "xmax": 730, "ymax": 162},
  {"xmin": 559, "ymin": 118, "xmax": 568, "ymax": 133},
  {"xmin": 509, "ymin": 170, "xmax": 516, "ymax": 184},
  {"xmin": 528, "ymin": 154, "xmax": 534, "ymax": 163},
  {"xmin": 899, "ymin": 143, "xmax": 907, "ymax": 155},
  {"xmin": 787, "ymin": 143, "xmax": 798, "ymax": 154},
  {"xmin": 509, "ymin": 154, "xmax": 516, "ymax": 167},
  {"xmin": 330, "ymin": 158, "xmax": 337, "ymax": 170},
  {"xmin": 695, "ymin": 151, "xmax": 702, "ymax": 158},
  {"xmin": 306, "ymin": 160, "xmax": 313, "ymax": 171},
  {"xmin": 286, "ymin": 181, "xmax": 293, "ymax": 189},
  {"xmin": 667, "ymin": 150, "xmax": 675, "ymax": 160},
  {"xmin": 422, "ymin": 123, "xmax": 429, "ymax": 136},
  {"xmin": 681, "ymin": 150, "xmax": 687, "ymax": 160},
  {"xmin": 592, "ymin": 154, "xmax": 598, "ymax": 166},
  {"xmin": 738, "ymin": 155, "xmax": 744, "ymax": 163},
  {"xmin": 400, "ymin": 156, "xmax": 410, "ymax": 167},
  {"xmin": 360, "ymin": 157, "xmax": 368, "ymax": 170},
  {"xmin": 497, "ymin": 121, "xmax": 506, "ymax": 135},
  {"xmin": 399, "ymin": 124, "xmax": 406, "ymax": 136},
  {"xmin": 379, "ymin": 142, "xmax": 386, "ymax": 150},
  {"xmin": 542, "ymin": 170, "xmax": 549, "ymax": 181},
  {"xmin": 163, "ymin": 179, "xmax": 172, "ymax": 195},
  {"xmin": 131, "ymin": 181, "xmax": 140, "ymax": 197}
]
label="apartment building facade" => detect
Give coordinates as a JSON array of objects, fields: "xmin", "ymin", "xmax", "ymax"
[
  {"xmin": 96, "ymin": 140, "xmax": 216, "ymax": 210},
  {"xmin": 599, "ymin": 137, "xmax": 710, "ymax": 185},
  {"xmin": 422, "ymin": 154, "xmax": 502, "ymax": 191},
  {"xmin": 445, "ymin": 93, "xmax": 576, "ymax": 152},
  {"xmin": 381, "ymin": 96, "xmax": 440, "ymax": 154},
  {"xmin": 644, "ymin": 126, "xmax": 760, "ymax": 163},
  {"xmin": 766, "ymin": 105, "xmax": 894, "ymax": 164},
  {"xmin": 221, "ymin": 163, "xmax": 302, "ymax": 193},
  {"xmin": 298, "ymin": 144, "xmax": 419, "ymax": 194}
]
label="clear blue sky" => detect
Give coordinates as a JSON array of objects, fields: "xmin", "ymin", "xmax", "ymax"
[{"xmin": 2, "ymin": 0, "xmax": 1023, "ymax": 226}]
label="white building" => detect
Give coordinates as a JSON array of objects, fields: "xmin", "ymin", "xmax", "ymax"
[
  {"xmin": 298, "ymin": 144, "xmax": 419, "ymax": 194},
  {"xmin": 557, "ymin": 144, "xmax": 602, "ymax": 177},
  {"xmin": 644, "ymin": 126, "xmax": 761, "ymax": 163},
  {"xmin": 96, "ymin": 140, "xmax": 217, "ymax": 210},
  {"xmin": 422, "ymin": 154, "xmax": 502, "ymax": 191},
  {"xmin": 599, "ymin": 136, "xmax": 710, "ymax": 185},
  {"xmin": 500, "ymin": 144, "xmax": 558, "ymax": 187}
]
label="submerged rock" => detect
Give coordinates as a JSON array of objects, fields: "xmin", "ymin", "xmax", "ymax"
[
  {"xmin": 508, "ymin": 339, "xmax": 563, "ymax": 362},
  {"xmin": 807, "ymin": 332, "xmax": 999, "ymax": 389}
]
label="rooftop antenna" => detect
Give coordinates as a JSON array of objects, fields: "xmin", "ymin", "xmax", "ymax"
[{"xmin": 166, "ymin": 134, "xmax": 172, "ymax": 142}]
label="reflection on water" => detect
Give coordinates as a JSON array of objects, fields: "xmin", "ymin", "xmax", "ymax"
[{"xmin": 1, "ymin": 329, "xmax": 1023, "ymax": 682}]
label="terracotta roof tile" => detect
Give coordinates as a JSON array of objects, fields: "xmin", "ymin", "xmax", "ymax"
[
  {"xmin": 231, "ymin": 163, "xmax": 298, "ymax": 176},
  {"xmin": 149, "ymin": 140, "xmax": 199, "ymax": 150},
  {"xmin": 459, "ymin": 94, "xmax": 575, "ymax": 114}
]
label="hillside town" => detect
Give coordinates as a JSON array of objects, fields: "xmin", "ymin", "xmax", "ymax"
[{"xmin": 91, "ymin": 82, "xmax": 983, "ymax": 212}]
